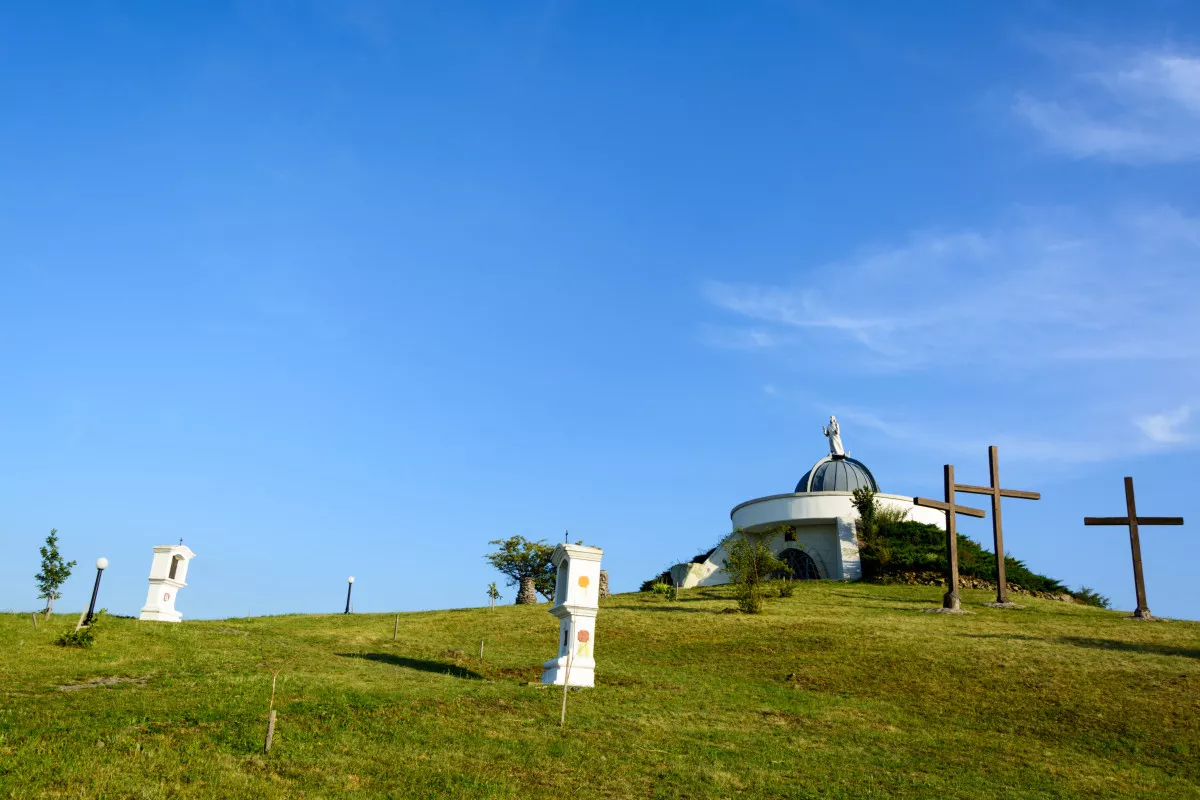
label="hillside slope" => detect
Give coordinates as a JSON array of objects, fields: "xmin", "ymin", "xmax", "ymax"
[{"xmin": 3, "ymin": 583, "xmax": 1199, "ymax": 799}]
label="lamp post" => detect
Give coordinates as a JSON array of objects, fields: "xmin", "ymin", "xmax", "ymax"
[
  {"xmin": 344, "ymin": 576, "xmax": 355, "ymax": 614},
  {"xmin": 85, "ymin": 557, "xmax": 108, "ymax": 625}
]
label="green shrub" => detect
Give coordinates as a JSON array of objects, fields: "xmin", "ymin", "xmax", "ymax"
[
  {"xmin": 641, "ymin": 571, "xmax": 672, "ymax": 592},
  {"xmin": 853, "ymin": 490, "xmax": 1070, "ymax": 594},
  {"xmin": 57, "ymin": 610, "xmax": 104, "ymax": 648},
  {"xmin": 775, "ymin": 579, "xmax": 795, "ymax": 598},
  {"xmin": 724, "ymin": 532, "xmax": 785, "ymax": 614},
  {"xmin": 650, "ymin": 582, "xmax": 673, "ymax": 598},
  {"xmin": 1074, "ymin": 586, "xmax": 1111, "ymax": 609}
]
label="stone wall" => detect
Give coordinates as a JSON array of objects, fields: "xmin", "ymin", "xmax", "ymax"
[
  {"xmin": 516, "ymin": 576, "xmax": 539, "ymax": 605},
  {"xmin": 881, "ymin": 571, "xmax": 1076, "ymax": 602}
]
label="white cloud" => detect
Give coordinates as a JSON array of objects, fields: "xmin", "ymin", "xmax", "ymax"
[
  {"xmin": 1013, "ymin": 48, "xmax": 1200, "ymax": 163},
  {"xmin": 1136, "ymin": 406, "xmax": 1191, "ymax": 444},
  {"xmin": 698, "ymin": 325, "xmax": 783, "ymax": 350},
  {"xmin": 704, "ymin": 206, "xmax": 1200, "ymax": 463},
  {"xmin": 707, "ymin": 208, "xmax": 1200, "ymax": 368}
]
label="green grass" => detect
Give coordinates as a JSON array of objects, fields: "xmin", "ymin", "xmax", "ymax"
[{"xmin": 3, "ymin": 583, "xmax": 1199, "ymax": 799}]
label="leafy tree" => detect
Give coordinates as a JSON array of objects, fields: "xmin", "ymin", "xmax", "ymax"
[
  {"xmin": 35, "ymin": 529, "xmax": 76, "ymax": 614},
  {"xmin": 723, "ymin": 530, "xmax": 785, "ymax": 614},
  {"xmin": 486, "ymin": 582, "xmax": 501, "ymax": 610},
  {"xmin": 485, "ymin": 536, "xmax": 556, "ymax": 604}
]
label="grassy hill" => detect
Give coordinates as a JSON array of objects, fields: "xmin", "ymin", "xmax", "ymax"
[{"xmin": 3, "ymin": 583, "xmax": 1199, "ymax": 799}]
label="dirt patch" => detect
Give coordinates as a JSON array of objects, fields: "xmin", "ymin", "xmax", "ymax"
[{"xmin": 58, "ymin": 676, "xmax": 148, "ymax": 692}]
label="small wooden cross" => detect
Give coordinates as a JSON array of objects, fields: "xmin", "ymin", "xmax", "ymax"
[
  {"xmin": 1084, "ymin": 477, "xmax": 1183, "ymax": 620},
  {"xmin": 954, "ymin": 446, "xmax": 1040, "ymax": 605},
  {"xmin": 915, "ymin": 464, "xmax": 986, "ymax": 610}
]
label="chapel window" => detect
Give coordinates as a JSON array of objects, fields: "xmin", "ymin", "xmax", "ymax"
[{"xmin": 781, "ymin": 548, "xmax": 820, "ymax": 580}]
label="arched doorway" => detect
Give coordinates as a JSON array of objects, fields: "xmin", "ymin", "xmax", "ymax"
[{"xmin": 780, "ymin": 548, "xmax": 820, "ymax": 580}]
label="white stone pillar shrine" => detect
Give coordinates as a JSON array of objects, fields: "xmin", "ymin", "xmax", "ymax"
[
  {"xmin": 541, "ymin": 543, "xmax": 603, "ymax": 688},
  {"xmin": 138, "ymin": 544, "xmax": 196, "ymax": 622}
]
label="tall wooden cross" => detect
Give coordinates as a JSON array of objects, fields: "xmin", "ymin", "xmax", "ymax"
[
  {"xmin": 915, "ymin": 464, "xmax": 986, "ymax": 610},
  {"xmin": 1084, "ymin": 477, "xmax": 1183, "ymax": 620},
  {"xmin": 954, "ymin": 446, "xmax": 1040, "ymax": 605}
]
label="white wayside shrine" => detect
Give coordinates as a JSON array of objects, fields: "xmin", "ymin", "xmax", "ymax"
[
  {"xmin": 541, "ymin": 543, "xmax": 603, "ymax": 688},
  {"xmin": 139, "ymin": 544, "xmax": 196, "ymax": 622}
]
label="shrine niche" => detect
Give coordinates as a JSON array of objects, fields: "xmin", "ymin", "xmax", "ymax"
[
  {"xmin": 139, "ymin": 544, "xmax": 196, "ymax": 622},
  {"xmin": 541, "ymin": 543, "xmax": 604, "ymax": 688}
]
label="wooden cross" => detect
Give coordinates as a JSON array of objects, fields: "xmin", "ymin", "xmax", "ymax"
[
  {"xmin": 1084, "ymin": 477, "xmax": 1183, "ymax": 620},
  {"xmin": 954, "ymin": 446, "xmax": 1040, "ymax": 605},
  {"xmin": 915, "ymin": 464, "xmax": 986, "ymax": 610}
]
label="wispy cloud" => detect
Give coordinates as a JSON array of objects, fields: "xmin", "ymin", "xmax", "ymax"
[
  {"xmin": 1136, "ymin": 406, "xmax": 1191, "ymax": 444},
  {"xmin": 704, "ymin": 206, "xmax": 1200, "ymax": 463},
  {"xmin": 1013, "ymin": 47, "xmax": 1200, "ymax": 163},
  {"xmin": 698, "ymin": 324, "xmax": 784, "ymax": 350},
  {"xmin": 706, "ymin": 208, "xmax": 1199, "ymax": 368},
  {"xmin": 836, "ymin": 407, "xmax": 1141, "ymax": 466}
]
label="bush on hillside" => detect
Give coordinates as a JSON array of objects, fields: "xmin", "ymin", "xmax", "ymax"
[
  {"xmin": 852, "ymin": 489, "xmax": 1070, "ymax": 595},
  {"xmin": 640, "ymin": 570, "xmax": 673, "ymax": 592},
  {"xmin": 724, "ymin": 532, "xmax": 785, "ymax": 614},
  {"xmin": 1073, "ymin": 586, "xmax": 1112, "ymax": 609},
  {"xmin": 57, "ymin": 609, "xmax": 104, "ymax": 648}
]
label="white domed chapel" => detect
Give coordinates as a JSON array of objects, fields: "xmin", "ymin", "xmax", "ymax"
[{"xmin": 669, "ymin": 417, "xmax": 945, "ymax": 588}]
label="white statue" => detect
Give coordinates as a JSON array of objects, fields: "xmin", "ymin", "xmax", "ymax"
[{"xmin": 823, "ymin": 415, "xmax": 845, "ymax": 457}]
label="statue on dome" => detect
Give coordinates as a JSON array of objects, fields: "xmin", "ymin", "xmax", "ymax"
[{"xmin": 823, "ymin": 415, "xmax": 845, "ymax": 458}]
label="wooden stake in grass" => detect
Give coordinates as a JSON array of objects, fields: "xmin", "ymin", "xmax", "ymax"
[
  {"xmin": 479, "ymin": 638, "xmax": 484, "ymax": 660},
  {"xmin": 259, "ymin": 650, "xmax": 294, "ymax": 755},
  {"xmin": 559, "ymin": 636, "xmax": 575, "ymax": 728},
  {"xmin": 31, "ymin": 613, "xmax": 38, "ymax": 630},
  {"xmin": 264, "ymin": 668, "xmax": 282, "ymax": 753},
  {"xmin": 393, "ymin": 615, "xmax": 399, "ymax": 643},
  {"xmin": 265, "ymin": 710, "xmax": 277, "ymax": 754}
]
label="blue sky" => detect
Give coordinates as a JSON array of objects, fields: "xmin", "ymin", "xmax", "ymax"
[{"xmin": 2, "ymin": 1, "xmax": 1198, "ymax": 620}]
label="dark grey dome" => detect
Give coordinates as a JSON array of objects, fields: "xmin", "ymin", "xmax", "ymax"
[{"xmin": 795, "ymin": 455, "xmax": 879, "ymax": 493}]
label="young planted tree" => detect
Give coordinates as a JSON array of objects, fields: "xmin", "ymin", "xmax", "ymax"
[
  {"xmin": 486, "ymin": 582, "xmax": 501, "ymax": 610},
  {"xmin": 723, "ymin": 529, "xmax": 785, "ymax": 614},
  {"xmin": 35, "ymin": 529, "xmax": 76, "ymax": 615},
  {"xmin": 485, "ymin": 536, "xmax": 556, "ymax": 604}
]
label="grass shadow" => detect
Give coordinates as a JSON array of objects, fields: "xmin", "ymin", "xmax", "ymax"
[
  {"xmin": 828, "ymin": 591, "xmax": 935, "ymax": 605},
  {"xmin": 1057, "ymin": 637, "xmax": 1200, "ymax": 660},
  {"xmin": 959, "ymin": 634, "xmax": 1044, "ymax": 642},
  {"xmin": 632, "ymin": 605, "xmax": 726, "ymax": 614},
  {"xmin": 337, "ymin": 652, "xmax": 484, "ymax": 679}
]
